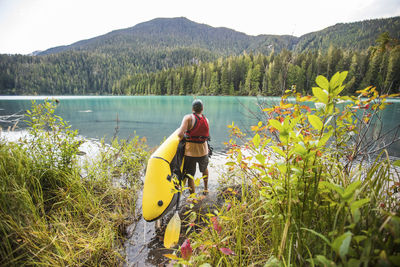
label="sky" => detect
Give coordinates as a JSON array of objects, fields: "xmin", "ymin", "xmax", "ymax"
[{"xmin": 0, "ymin": 0, "xmax": 399, "ymax": 54}]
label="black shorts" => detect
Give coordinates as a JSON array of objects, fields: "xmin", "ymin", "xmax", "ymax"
[{"xmin": 183, "ymin": 155, "xmax": 209, "ymax": 178}]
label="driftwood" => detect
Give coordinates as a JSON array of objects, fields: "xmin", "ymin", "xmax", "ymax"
[{"xmin": 0, "ymin": 110, "xmax": 25, "ymax": 131}]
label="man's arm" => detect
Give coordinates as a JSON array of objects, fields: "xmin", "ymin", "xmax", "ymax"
[{"xmin": 177, "ymin": 115, "xmax": 190, "ymax": 139}]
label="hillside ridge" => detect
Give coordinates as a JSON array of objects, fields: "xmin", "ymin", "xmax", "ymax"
[{"xmin": 38, "ymin": 16, "xmax": 400, "ymax": 56}]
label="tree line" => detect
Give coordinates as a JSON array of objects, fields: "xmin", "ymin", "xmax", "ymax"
[
  {"xmin": 0, "ymin": 47, "xmax": 217, "ymax": 95},
  {"xmin": 112, "ymin": 38, "xmax": 400, "ymax": 96},
  {"xmin": 1, "ymin": 33, "xmax": 399, "ymax": 96}
]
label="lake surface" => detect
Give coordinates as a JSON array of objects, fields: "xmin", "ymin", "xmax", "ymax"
[
  {"xmin": 1, "ymin": 95, "xmax": 399, "ymax": 155},
  {"xmin": 0, "ymin": 96, "xmax": 264, "ymax": 151}
]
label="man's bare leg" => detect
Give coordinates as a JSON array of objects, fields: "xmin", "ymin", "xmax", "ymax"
[
  {"xmin": 188, "ymin": 177, "xmax": 195, "ymax": 194},
  {"xmin": 155, "ymin": 218, "xmax": 162, "ymax": 230},
  {"xmin": 202, "ymin": 168, "xmax": 209, "ymax": 195}
]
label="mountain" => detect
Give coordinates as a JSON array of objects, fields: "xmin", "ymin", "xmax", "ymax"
[
  {"xmin": 37, "ymin": 16, "xmax": 400, "ymax": 57},
  {"xmin": 295, "ymin": 17, "xmax": 400, "ymax": 52},
  {"xmin": 28, "ymin": 50, "xmax": 43, "ymax": 56},
  {"xmin": 38, "ymin": 17, "xmax": 296, "ymax": 56}
]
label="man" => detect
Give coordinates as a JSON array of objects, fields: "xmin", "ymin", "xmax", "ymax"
[{"xmin": 177, "ymin": 99, "xmax": 210, "ymax": 195}]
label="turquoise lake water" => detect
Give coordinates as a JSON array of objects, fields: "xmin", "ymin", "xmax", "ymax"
[
  {"xmin": 0, "ymin": 96, "xmax": 264, "ymax": 151},
  {"xmin": 1, "ymin": 95, "xmax": 399, "ymax": 155}
]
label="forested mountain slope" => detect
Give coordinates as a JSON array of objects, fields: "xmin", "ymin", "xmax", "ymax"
[
  {"xmin": 38, "ymin": 16, "xmax": 400, "ymax": 56},
  {"xmin": 295, "ymin": 17, "xmax": 400, "ymax": 51},
  {"xmin": 38, "ymin": 17, "xmax": 296, "ymax": 56},
  {"xmin": 1, "ymin": 16, "xmax": 399, "ymax": 95}
]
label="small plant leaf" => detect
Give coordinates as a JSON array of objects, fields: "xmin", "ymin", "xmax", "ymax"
[
  {"xmin": 348, "ymin": 259, "xmax": 362, "ymax": 267},
  {"xmin": 315, "ymin": 255, "xmax": 335, "ymax": 266},
  {"xmin": 188, "ymin": 211, "xmax": 197, "ymax": 223},
  {"xmin": 219, "ymin": 247, "xmax": 236, "ymax": 255},
  {"xmin": 319, "ymin": 181, "xmax": 344, "ymax": 196},
  {"xmin": 294, "ymin": 143, "xmax": 307, "ymax": 156},
  {"xmin": 316, "ymin": 75, "xmax": 330, "ymax": 91},
  {"xmin": 350, "ymin": 198, "xmax": 370, "ymax": 215},
  {"xmin": 301, "ymin": 228, "xmax": 331, "ymax": 246},
  {"xmin": 332, "ymin": 231, "xmax": 352, "ymax": 259},
  {"xmin": 393, "ymin": 160, "xmax": 400, "ymax": 167},
  {"xmin": 342, "ymin": 180, "xmax": 361, "ymax": 201},
  {"xmin": 255, "ymin": 153, "xmax": 266, "ymax": 164},
  {"xmin": 353, "ymin": 235, "xmax": 367, "ymax": 244},
  {"xmin": 388, "ymin": 255, "xmax": 400, "ymax": 265},
  {"xmin": 330, "ymin": 71, "xmax": 347, "ymax": 93},
  {"xmin": 271, "ymin": 146, "xmax": 286, "ymax": 158},
  {"xmin": 237, "ymin": 150, "xmax": 242, "ymax": 163},
  {"xmin": 252, "ymin": 133, "xmax": 261, "ymax": 148},
  {"xmin": 181, "ymin": 239, "xmax": 192, "ymax": 260},
  {"xmin": 264, "ymin": 256, "xmax": 281, "ymax": 266},
  {"xmin": 269, "ymin": 119, "xmax": 283, "ymax": 132},
  {"xmin": 163, "ymin": 254, "xmax": 180, "ymax": 260},
  {"xmin": 335, "ymin": 85, "xmax": 346, "ymax": 96},
  {"xmin": 308, "ymin": 115, "xmax": 323, "ymax": 131},
  {"xmin": 319, "ymin": 129, "xmax": 333, "ymax": 147},
  {"xmin": 211, "ymin": 216, "xmax": 222, "ymax": 234},
  {"xmin": 312, "ymin": 87, "xmax": 328, "ymax": 104},
  {"xmin": 330, "ymin": 72, "xmax": 341, "ymax": 90},
  {"xmin": 338, "ymin": 71, "xmax": 348, "ymax": 85}
]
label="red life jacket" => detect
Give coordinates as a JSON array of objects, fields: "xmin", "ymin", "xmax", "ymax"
[{"xmin": 185, "ymin": 113, "xmax": 210, "ymax": 143}]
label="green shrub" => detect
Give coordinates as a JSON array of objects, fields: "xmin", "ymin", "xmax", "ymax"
[{"xmin": 174, "ymin": 72, "xmax": 400, "ymax": 266}]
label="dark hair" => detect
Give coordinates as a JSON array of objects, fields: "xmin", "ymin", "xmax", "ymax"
[{"xmin": 192, "ymin": 99, "xmax": 203, "ymax": 113}]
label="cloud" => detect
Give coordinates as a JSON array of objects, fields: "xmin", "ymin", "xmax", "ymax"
[{"xmin": 355, "ymin": 0, "xmax": 400, "ymax": 19}]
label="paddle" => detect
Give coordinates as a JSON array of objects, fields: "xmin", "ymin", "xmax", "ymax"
[
  {"xmin": 163, "ymin": 190, "xmax": 181, "ymax": 248},
  {"xmin": 164, "ymin": 139, "xmax": 185, "ymax": 248}
]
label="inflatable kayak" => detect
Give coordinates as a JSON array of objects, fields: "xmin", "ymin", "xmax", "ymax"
[{"xmin": 142, "ymin": 129, "xmax": 184, "ymax": 222}]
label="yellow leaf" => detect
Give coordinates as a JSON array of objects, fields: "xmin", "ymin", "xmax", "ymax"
[
  {"xmin": 163, "ymin": 254, "xmax": 180, "ymax": 260},
  {"xmin": 164, "ymin": 213, "xmax": 181, "ymax": 248},
  {"xmin": 308, "ymin": 115, "xmax": 323, "ymax": 131},
  {"xmin": 299, "ymin": 96, "xmax": 312, "ymax": 102},
  {"xmin": 388, "ymin": 93, "xmax": 400, "ymax": 98},
  {"xmin": 203, "ymin": 240, "xmax": 213, "ymax": 247},
  {"xmin": 281, "ymin": 103, "xmax": 293, "ymax": 109},
  {"xmin": 312, "ymin": 87, "xmax": 328, "ymax": 104}
]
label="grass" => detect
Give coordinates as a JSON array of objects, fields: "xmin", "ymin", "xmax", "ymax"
[{"xmin": 0, "ymin": 100, "xmax": 149, "ymax": 266}]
